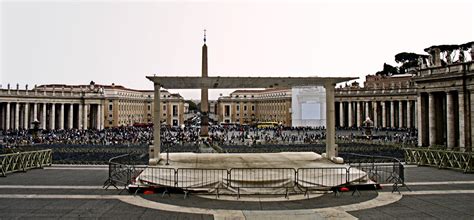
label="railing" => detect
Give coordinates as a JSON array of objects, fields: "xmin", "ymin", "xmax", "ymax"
[
  {"xmin": 404, "ymin": 148, "xmax": 474, "ymax": 173},
  {"xmin": 296, "ymin": 167, "xmax": 347, "ymax": 196},
  {"xmin": 105, "ymin": 154, "xmax": 408, "ymax": 197},
  {"xmin": 177, "ymin": 168, "xmax": 228, "ymax": 198},
  {"xmin": 103, "ymin": 154, "xmax": 147, "ymax": 192},
  {"xmin": 343, "ymin": 153, "xmax": 407, "ymax": 192},
  {"xmin": 0, "ymin": 149, "xmax": 52, "ymax": 177},
  {"xmin": 230, "ymin": 168, "xmax": 296, "ymax": 198}
]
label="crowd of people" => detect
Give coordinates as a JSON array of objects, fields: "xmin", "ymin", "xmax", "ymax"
[
  {"xmin": 0, "ymin": 125, "xmax": 418, "ymax": 147},
  {"xmin": 0, "ymin": 125, "xmax": 416, "ymax": 163},
  {"xmin": 1, "ymin": 127, "xmax": 153, "ymax": 146}
]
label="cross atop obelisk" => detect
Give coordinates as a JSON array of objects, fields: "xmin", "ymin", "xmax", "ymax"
[
  {"xmin": 203, "ymin": 29, "xmax": 206, "ymax": 43},
  {"xmin": 200, "ymin": 29, "xmax": 209, "ymax": 137}
]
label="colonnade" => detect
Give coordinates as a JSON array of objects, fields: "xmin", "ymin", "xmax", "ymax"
[
  {"xmin": 0, "ymin": 102, "xmax": 104, "ymax": 130},
  {"xmin": 417, "ymin": 91, "xmax": 471, "ymax": 151},
  {"xmin": 336, "ymin": 100, "xmax": 416, "ymax": 129}
]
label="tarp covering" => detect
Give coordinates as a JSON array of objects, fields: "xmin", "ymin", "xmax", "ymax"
[{"xmin": 136, "ymin": 152, "xmax": 370, "ymax": 194}]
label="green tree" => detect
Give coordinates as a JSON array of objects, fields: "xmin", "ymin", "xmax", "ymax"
[{"xmin": 185, "ymin": 100, "xmax": 198, "ymax": 112}]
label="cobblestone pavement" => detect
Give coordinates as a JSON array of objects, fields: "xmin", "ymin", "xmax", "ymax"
[{"xmin": 0, "ymin": 165, "xmax": 473, "ymax": 219}]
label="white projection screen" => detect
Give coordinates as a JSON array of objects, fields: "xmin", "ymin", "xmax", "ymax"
[
  {"xmin": 301, "ymin": 103, "xmax": 321, "ymax": 119},
  {"xmin": 291, "ymin": 86, "xmax": 326, "ymax": 127}
]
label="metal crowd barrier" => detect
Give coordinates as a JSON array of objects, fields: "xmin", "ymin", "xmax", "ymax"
[
  {"xmin": 103, "ymin": 154, "xmax": 143, "ymax": 192},
  {"xmin": 296, "ymin": 167, "xmax": 347, "ymax": 197},
  {"xmin": 0, "ymin": 149, "xmax": 52, "ymax": 177},
  {"xmin": 404, "ymin": 148, "xmax": 474, "ymax": 173},
  {"xmin": 177, "ymin": 168, "xmax": 228, "ymax": 198},
  {"xmin": 104, "ymin": 153, "xmax": 409, "ymax": 197},
  {"xmin": 229, "ymin": 168, "xmax": 296, "ymax": 198},
  {"xmin": 343, "ymin": 153, "xmax": 409, "ymax": 193}
]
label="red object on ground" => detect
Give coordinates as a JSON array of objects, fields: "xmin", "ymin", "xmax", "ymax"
[
  {"xmin": 143, "ymin": 190, "xmax": 154, "ymax": 195},
  {"xmin": 340, "ymin": 187, "xmax": 350, "ymax": 192}
]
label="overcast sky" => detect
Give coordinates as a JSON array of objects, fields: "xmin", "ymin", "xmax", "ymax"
[{"xmin": 1, "ymin": 0, "xmax": 473, "ymax": 100}]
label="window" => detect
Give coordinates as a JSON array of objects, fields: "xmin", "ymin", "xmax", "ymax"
[
  {"xmin": 109, "ymin": 105, "xmax": 113, "ymax": 111},
  {"xmin": 251, "ymin": 105, "xmax": 255, "ymax": 111},
  {"xmin": 244, "ymin": 105, "xmax": 247, "ymax": 111},
  {"xmin": 236, "ymin": 105, "xmax": 240, "ymax": 111},
  {"xmin": 148, "ymin": 105, "xmax": 151, "ymax": 111},
  {"xmin": 172, "ymin": 105, "xmax": 178, "ymax": 116},
  {"xmin": 224, "ymin": 105, "xmax": 230, "ymax": 117}
]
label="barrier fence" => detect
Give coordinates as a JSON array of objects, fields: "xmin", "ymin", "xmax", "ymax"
[
  {"xmin": 404, "ymin": 148, "xmax": 474, "ymax": 173},
  {"xmin": 0, "ymin": 149, "xmax": 52, "ymax": 177},
  {"xmin": 104, "ymin": 154, "xmax": 408, "ymax": 197},
  {"xmin": 230, "ymin": 168, "xmax": 296, "ymax": 198}
]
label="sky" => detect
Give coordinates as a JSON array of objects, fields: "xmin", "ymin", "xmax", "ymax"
[{"xmin": 1, "ymin": 0, "xmax": 473, "ymax": 100}]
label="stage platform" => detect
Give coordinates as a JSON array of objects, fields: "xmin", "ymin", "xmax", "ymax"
[{"xmin": 134, "ymin": 152, "xmax": 369, "ymax": 195}]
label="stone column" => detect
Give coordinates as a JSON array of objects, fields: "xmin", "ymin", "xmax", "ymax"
[
  {"xmin": 68, "ymin": 104, "xmax": 73, "ymax": 129},
  {"xmin": 446, "ymin": 92, "xmax": 455, "ymax": 150},
  {"xmin": 42, "ymin": 103, "xmax": 46, "ymax": 129},
  {"xmin": 381, "ymin": 101, "xmax": 386, "ymax": 128},
  {"xmin": 414, "ymin": 100, "xmax": 418, "ymax": 129},
  {"xmin": 83, "ymin": 104, "xmax": 88, "ymax": 130},
  {"xmin": 96, "ymin": 104, "xmax": 101, "ymax": 129},
  {"xmin": 150, "ymin": 83, "xmax": 161, "ymax": 165},
  {"xmin": 417, "ymin": 95, "xmax": 424, "ymax": 146},
  {"xmin": 324, "ymin": 83, "xmax": 337, "ymax": 158},
  {"xmin": 78, "ymin": 104, "xmax": 83, "ymax": 130},
  {"xmin": 365, "ymin": 101, "xmax": 369, "ymax": 121},
  {"xmin": 59, "ymin": 103, "xmax": 64, "ymax": 130},
  {"xmin": 429, "ymin": 93, "xmax": 436, "ymax": 146},
  {"xmin": 356, "ymin": 101, "xmax": 361, "ymax": 127},
  {"xmin": 23, "ymin": 103, "xmax": 29, "ymax": 129},
  {"xmin": 339, "ymin": 102, "xmax": 344, "ymax": 127},
  {"xmin": 5, "ymin": 102, "xmax": 10, "ymax": 130},
  {"xmin": 399, "ymin": 101, "xmax": 403, "ymax": 128},
  {"xmin": 373, "ymin": 101, "xmax": 378, "ymax": 127},
  {"xmin": 459, "ymin": 92, "xmax": 467, "ymax": 151},
  {"xmin": 348, "ymin": 101, "xmax": 353, "ymax": 127},
  {"xmin": 15, "ymin": 103, "xmax": 20, "ymax": 129},
  {"xmin": 407, "ymin": 101, "xmax": 412, "ymax": 128},
  {"xmin": 33, "ymin": 103, "xmax": 38, "ymax": 121},
  {"xmin": 101, "ymin": 104, "xmax": 104, "ymax": 129},
  {"xmin": 50, "ymin": 104, "xmax": 56, "ymax": 130},
  {"xmin": 390, "ymin": 101, "xmax": 395, "ymax": 128},
  {"xmin": 471, "ymin": 91, "xmax": 474, "ymax": 152},
  {"xmin": 0, "ymin": 104, "xmax": 2, "ymax": 130}
]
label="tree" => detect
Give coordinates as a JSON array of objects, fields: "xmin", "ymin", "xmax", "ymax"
[
  {"xmin": 460, "ymin": 41, "xmax": 473, "ymax": 50},
  {"xmin": 185, "ymin": 100, "xmax": 198, "ymax": 112},
  {"xmin": 394, "ymin": 52, "xmax": 428, "ymax": 64},
  {"xmin": 394, "ymin": 52, "xmax": 429, "ymax": 73},
  {"xmin": 375, "ymin": 63, "xmax": 399, "ymax": 76}
]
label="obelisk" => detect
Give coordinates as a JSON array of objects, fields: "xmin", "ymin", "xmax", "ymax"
[{"xmin": 200, "ymin": 30, "xmax": 209, "ymax": 137}]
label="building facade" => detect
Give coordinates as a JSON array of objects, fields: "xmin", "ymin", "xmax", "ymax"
[
  {"xmin": 0, "ymin": 82, "xmax": 185, "ymax": 130},
  {"xmin": 335, "ymin": 74, "xmax": 417, "ymax": 129},
  {"xmin": 217, "ymin": 89, "xmax": 291, "ymax": 126},
  {"xmin": 216, "ymin": 46, "xmax": 474, "ymax": 152}
]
